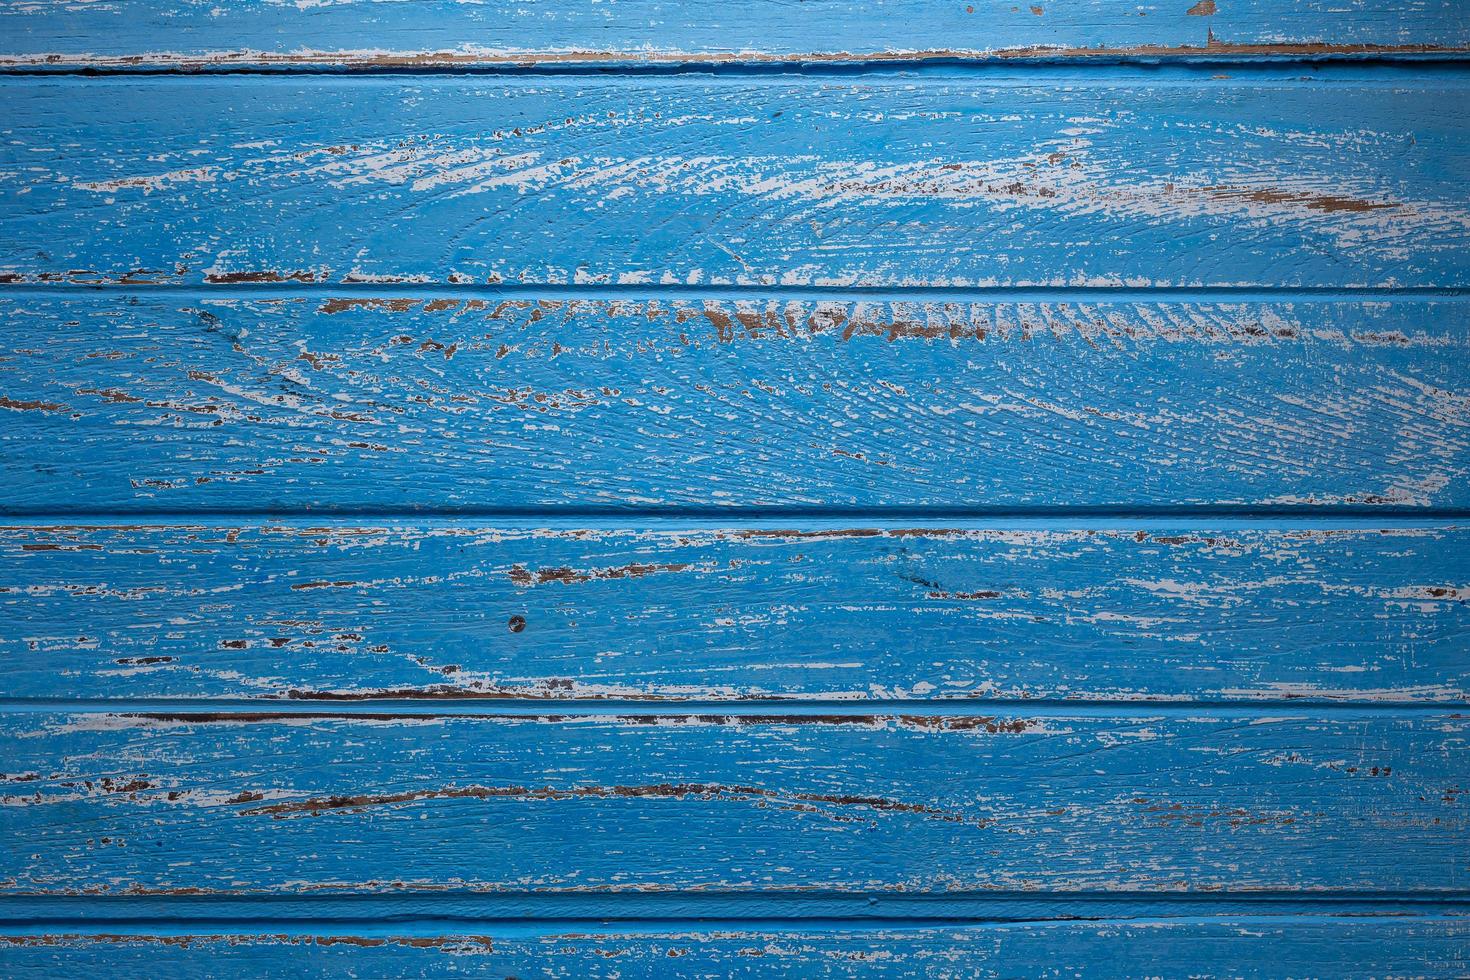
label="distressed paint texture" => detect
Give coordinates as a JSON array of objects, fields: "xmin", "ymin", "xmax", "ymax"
[
  {"xmin": 2, "ymin": 919, "xmax": 1469, "ymax": 978},
  {"xmin": 1, "ymin": 0, "xmax": 1467, "ymax": 68},
  {"xmin": 3, "ymin": 75, "xmax": 1470, "ymax": 289},
  {"xmin": 1, "ymin": 711, "xmax": 1465, "ymax": 895},
  {"xmin": 1, "ymin": 296, "xmax": 1467, "ymax": 511},
  {"xmin": 2, "ymin": 4, "xmax": 1468, "ymax": 971},
  {"xmin": 3, "ymin": 522, "xmax": 1468, "ymax": 703}
]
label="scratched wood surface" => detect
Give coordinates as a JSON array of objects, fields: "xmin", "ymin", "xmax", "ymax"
[
  {"xmin": 3, "ymin": 919, "xmax": 1469, "ymax": 978},
  {"xmin": 4, "ymin": 75, "xmax": 1470, "ymax": 289},
  {"xmin": 3, "ymin": 522, "xmax": 1467, "ymax": 703},
  {"xmin": 3, "ymin": 2, "xmax": 1468, "ymax": 974},
  {"xmin": 2, "ymin": 710, "xmax": 1465, "ymax": 895},
  {"xmin": 1, "ymin": 296, "xmax": 1467, "ymax": 512},
  {"xmin": 2, "ymin": 0, "xmax": 1468, "ymax": 69}
]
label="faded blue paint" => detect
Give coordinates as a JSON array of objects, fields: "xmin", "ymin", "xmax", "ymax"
[
  {"xmin": 4, "ymin": 919, "xmax": 1470, "ymax": 978},
  {"xmin": 3, "ymin": 73, "xmax": 1469, "ymax": 289},
  {"xmin": 1, "ymin": 521, "xmax": 1466, "ymax": 703},
  {"xmin": 0, "ymin": 296, "xmax": 1466, "ymax": 511},
  {"xmin": 2, "ymin": 709, "xmax": 1465, "ymax": 894},
  {"xmin": 0, "ymin": 3, "xmax": 1467, "ymax": 973}
]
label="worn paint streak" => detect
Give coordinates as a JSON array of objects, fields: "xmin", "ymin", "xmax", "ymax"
[
  {"xmin": 2, "ymin": 711, "xmax": 1464, "ymax": 895},
  {"xmin": 5, "ymin": 78, "xmax": 1468, "ymax": 289},
  {"xmin": 236, "ymin": 782, "xmax": 979, "ymax": 825},
  {"xmin": 507, "ymin": 562, "xmax": 694, "ymax": 587},
  {"xmin": 0, "ymin": 296, "xmax": 1466, "ymax": 512},
  {"xmin": 4, "ymin": 523, "xmax": 1468, "ymax": 702},
  {"xmin": 3, "ymin": 920, "xmax": 1469, "ymax": 978}
]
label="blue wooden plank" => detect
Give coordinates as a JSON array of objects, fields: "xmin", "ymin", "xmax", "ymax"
[
  {"xmin": 1, "ymin": 709, "xmax": 1464, "ymax": 895},
  {"xmin": 2, "ymin": 918, "xmax": 1468, "ymax": 978},
  {"xmin": 1, "ymin": 296, "xmax": 1466, "ymax": 511},
  {"xmin": 1, "ymin": 0, "xmax": 1467, "ymax": 69},
  {"xmin": 2, "ymin": 521, "xmax": 1467, "ymax": 703},
  {"xmin": 3, "ymin": 74, "xmax": 1469, "ymax": 289}
]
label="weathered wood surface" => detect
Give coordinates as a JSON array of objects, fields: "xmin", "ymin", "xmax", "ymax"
[
  {"xmin": 2, "ymin": 710, "xmax": 1464, "ymax": 895},
  {"xmin": 3, "ymin": 522, "xmax": 1467, "ymax": 703},
  {"xmin": 2, "ymin": 296, "xmax": 1467, "ymax": 512},
  {"xmin": 2, "ymin": 0, "xmax": 1467, "ymax": 69},
  {"xmin": 3, "ymin": 6, "xmax": 1467, "ymax": 972},
  {"xmin": 4, "ymin": 76, "xmax": 1469, "ymax": 289},
  {"xmin": 3, "ymin": 918, "xmax": 1468, "ymax": 978}
]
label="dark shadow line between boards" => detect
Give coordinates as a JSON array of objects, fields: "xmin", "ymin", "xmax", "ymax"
[
  {"xmin": 0, "ymin": 697, "xmax": 1464, "ymax": 718},
  {"xmin": 3, "ymin": 283, "xmax": 1470, "ymax": 302},
  {"xmin": 5, "ymin": 54, "xmax": 1470, "ymax": 80}
]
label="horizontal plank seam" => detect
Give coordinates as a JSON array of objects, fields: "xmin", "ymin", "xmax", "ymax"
[
  {"xmin": 2, "ymin": 699, "xmax": 1464, "ymax": 717},
  {"xmin": 3, "ymin": 284, "xmax": 1469, "ymax": 302},
  {"xmin": 4, "ymin": 63, "xmax": 1470, "ymax": 86},
  {"xmin": 2, "ymin": 514, "xmax": 1467, "ymax": 529},
  {"xmin": 11, "ymin": 893, "xmax": 1470, "ymax": 916},
  {"xmin": 2, "ymin": 912, "xmax": 1469, "ymax": 938},
  {"xmin": 5, "ymin": 55, "xmax": 1470, "ymax": 79},
  {"xmin": 2, "ymin": 514, "xmax": 1470, "ymax": 528},
  {"xmin": 6, "ymin": 508, "xmax": 1470, "ymax": 522}
]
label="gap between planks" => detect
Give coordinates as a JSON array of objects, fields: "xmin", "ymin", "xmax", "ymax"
[
  {"xmin": 4, "ymin": 62, "xmax": 1470, "ymax": 87},
  {"xmin": 6, "ymin": 56, "xmax": 1470, "ymax": 80},
  {"xmin": 2, "ymin": 893, "xmax": 1468, "ymax": 929},
  {"xmin": 4, "ymin": 914, "xmax": 1469, "ymax": 940},
  {"xmin": 4, "ymin": 511, "xmax": 1470, "ymax": 523},
  {"xmin": 2, "ymin": 284, "xmax": 1469, "ymax": 302},
  {"xmin": 2, "ymin": 698, "xmax": 1464, "ymax": 716}
]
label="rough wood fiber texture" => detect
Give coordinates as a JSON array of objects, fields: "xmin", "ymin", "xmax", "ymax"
[
  {"xmin": 1, "ymin": 710, "xmax": 1465, "ymax": 895},
  {"xmin": 3, "ymin": 919, "xmax": 1469, "ymax": 978},
  {"xmin": 3, "ymin": 522, "xmax": 1468, "ymax": 703},
  {"xmin": 3, "ymin": 75, "xmax": 1470, "ymax": 289},
  {"xmin": 1, "ymin": 296, "xmax": 1467, "ymax": 512},
  {"xmin": 3, "ymin": 3, "xmax": 1468, "ymax": 972},
  {"xmin": 1, "ymin": 0, "xmax": 1468, "ymax": 69}
]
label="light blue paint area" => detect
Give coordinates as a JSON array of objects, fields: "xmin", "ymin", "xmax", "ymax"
[
  {"xmin": 2, "ymin": 73, "xmax": 1469, "ymax": 289},
  {"xmin": 0, "ymin": 295, "xmax": 1466, "ymax": 511},
  {"xmin": 2, "ymin": 917, "xmax": 1469, "ymax": 978},
  {"xmin": 1, "ymin": 521, "xmax": 1466, "ymax": 702},
  {"xmin": 1, "ymin": 7, "xmax": 1467, "ymax": 970},
  {"xmin": 1, "ymin": 709, "xmax": 1465, "ymax": 894}
]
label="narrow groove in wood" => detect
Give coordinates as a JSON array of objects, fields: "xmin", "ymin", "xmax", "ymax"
[
  {"xmin": 3, "ymin": 284, "xmax": 1468, "ymax": 302},
  {"xmin": 7, "ymin": 894, "xmax": 1470, "ymax": 914},
  {"xmin": 3, "ymin": 912, "xmax": 1468, "ymax": 937},
  {"xmin": 3, "ymin": 514, "xmax": 1464, "ymax": 530},
  {"xmin": 4, "ymin": 62, "xmax": 1470, "ymax": 86},
  {"xmin": 2, "ymin": 698, "xmax": 1462, "ymax": 716},
  {"xmin": 5, "ymin": 55, "xmax": 1470, "ymax": 79},
  {"xmin": 2, "ymin": 511, "xmax": 1470, "ymax": 525}
]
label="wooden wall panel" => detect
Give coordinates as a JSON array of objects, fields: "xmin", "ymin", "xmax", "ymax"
[
  {"xmin": 2, "ymin": 522, "xmax": 1466, "ymax": 703},
  {"xmin": 2, "ymin": 2, "xmax": 1466, "ymax": 971},
  {"xmin": 1, "ymin": 296, "xmax": 1466, "ymax": 512},
  {"xmin": 2, "ymin": 0, "xmax": 1467, "ymax": 69},
  {"xmin": 4, "ymin": 919, "xmax": 1468, "ymax": 978},
  {"xmin": 3, "ymin": 75, "xmax": 1469, "ymax": 290},
  {"xmin": 2, "ymin": 710, "xmax": 1465, "ymax": 895}
]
